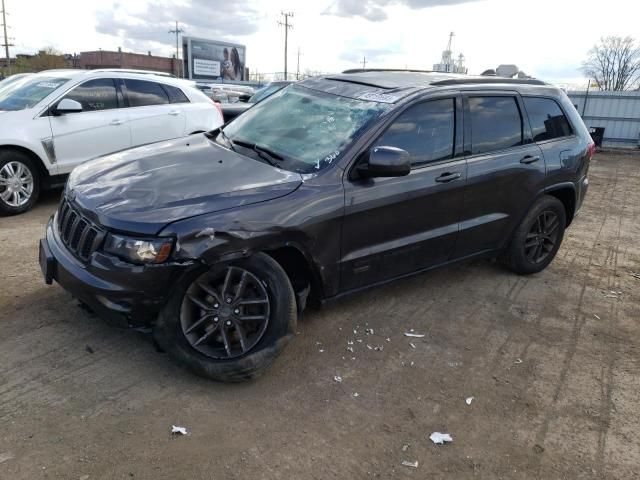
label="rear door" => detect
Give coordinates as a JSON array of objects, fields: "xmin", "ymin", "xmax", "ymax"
[
  {"xmin": 454, "ymin": 92, "xmax": 546, "ymax": 258},
  {"xmin": 341, "ymin": 96, "xmax": 466, "ymax": 291},
  {"xmin": 49, "ymin": 78, "xmax": 131, "ymax": 174},
  {"xmin": 122, "ymin": 79, "xmax": 186, "ymax": 146}
]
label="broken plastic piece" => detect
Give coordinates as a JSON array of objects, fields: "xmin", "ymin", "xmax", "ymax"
[
  {"xmin": 334, "ymin": 375, "xmax": 343, "ymax": 383},
  {"xmin": 195, "ymin": 227, "xmax": 216, "ymax": 241},
  {"xmin": 404, "ymin": 332, "xmax": 425, "ymax": 338},
  {"xmin": 401, "ymin": 460, "xmax": 419, "ymax": 468},
  {"xmin": 409, "ymin": 342, "xmax": 417, "ymax": 349},
  {"xmin": 429, "ymin": 432, "xmax": 453, "ymax": 445},
  {"xmin": 171, "ymin": 425, "xmax": 188, "ymax": 435}
]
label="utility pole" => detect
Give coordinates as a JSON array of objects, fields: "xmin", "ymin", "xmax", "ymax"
[
  {"xmin": 278, "ymin": 11, "xmax": 293, "ymax": 80},
  {"xmin": 1, "ymin": 0, "xmax": 13, "ymax": 76},
  {"xmin": 169, "ymin": 21, "xmax": 184, "ymax": 77},
  {"xmin": 296, "ymin": 47, "xmax": 301, "ymax": 80},
  {"xmin": 361, "ymin": 56, "xmax": 367, "ymax": 71}
]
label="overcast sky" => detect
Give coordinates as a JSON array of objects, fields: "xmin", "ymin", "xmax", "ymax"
[{"xmin": 4, "ymin": 0, "xmax": 639, "ymax": 86}]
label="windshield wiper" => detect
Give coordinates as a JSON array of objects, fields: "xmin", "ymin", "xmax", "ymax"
[
  {"xmin": 232, "ymin": 139, "xmax": 284, "ymax": 168},
  {"xmin": 215, "ymin": 127, "xmax": 236, "ymax": 152}
]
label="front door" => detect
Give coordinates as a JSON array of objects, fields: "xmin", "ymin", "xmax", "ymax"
[
  {"xmin": 341, "ymin": 96, "xmax": 466, "ymax": 292},
  {"xmin": 49, "ymin": 78, "xmax": 131, "ymax": 174}
]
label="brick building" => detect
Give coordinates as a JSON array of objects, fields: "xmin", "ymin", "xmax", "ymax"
[{"xmin": 79, "ymin": 49, "xmax": 180, "ymax": 76}]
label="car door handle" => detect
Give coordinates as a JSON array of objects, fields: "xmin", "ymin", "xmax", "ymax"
[
  {"xmin": 520, "ymin": 155, "xmax": 541, "ymax": 164},
  {"xmin": 168, "ymin": 110, "xmax": 181, "ymax": 116},
  {"xmin": 435, "ymin": 172, "xmax": 462, "ymax": 183},
  {"xmin": 110, "ymin": 119, "xmax": 125, "ymax": 126}
]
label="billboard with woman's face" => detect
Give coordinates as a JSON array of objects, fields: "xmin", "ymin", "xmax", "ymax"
[{"xmin": 183, "ymin": 36, "xmax": 246, "ymax": 81}]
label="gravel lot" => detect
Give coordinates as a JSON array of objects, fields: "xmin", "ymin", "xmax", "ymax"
[{"xmin": 1, "ymin": 151, "xmax": 639, "ymax": 479}]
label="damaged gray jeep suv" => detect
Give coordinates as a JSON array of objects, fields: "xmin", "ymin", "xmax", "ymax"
[{"xmin": 40, "ymin": 70, "xmax": 594, "ymax": 381}]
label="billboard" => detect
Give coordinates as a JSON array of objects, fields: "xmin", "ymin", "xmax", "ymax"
[{"xmin": 183, "ymin": 36, "xmax": 246, "ymax": 82}]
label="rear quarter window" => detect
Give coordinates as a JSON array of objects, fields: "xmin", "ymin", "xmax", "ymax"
[
  {"xmin": 162, "ymin": 84, "xmax": 190, "ymax": 104},
  {"xmin": 523, "ymin": 97, "xmax": 573, "ymax": 142}
]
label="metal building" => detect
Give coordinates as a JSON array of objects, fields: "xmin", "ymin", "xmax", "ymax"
[{"xmin": 568, "ymin": 90, "xmax": 640, "ymax": 148}]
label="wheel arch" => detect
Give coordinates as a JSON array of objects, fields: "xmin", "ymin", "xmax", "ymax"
[
  {"xmin": 0, "ymin": 144, "xmax": 50, "ymax": 186},
  {"xmin": 545, "ymin": 183, "xmax": 577, "ymax": 227},
  {"xmin": 263, "ymin": 244, "xmax": 325, "ymax": 305}
]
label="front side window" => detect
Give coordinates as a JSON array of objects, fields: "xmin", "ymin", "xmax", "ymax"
[
  {"xmin": 377, "ymin": 98, "xmax": 455, "ymax": 167},
  {"xmin": 0, "ymin": 76, "xmax": 69, "ymax": 111},
  {"xmin": 523, "ymin": 97, "xmax": 573, "ymax": 142},
  {"xmin": 124, "ymin": 80, "xmax": 169, "ymax": 107},
  {"xmin": 469, "ymin": 96, "xmax": 523, "ymax": 155},
  {"xmin": 62, "ymin": 78, "xmax": 119, "ymax": 112},
  {"xmin": 221, "ymin": 85, "xmax": 391, "ymax": 173}
]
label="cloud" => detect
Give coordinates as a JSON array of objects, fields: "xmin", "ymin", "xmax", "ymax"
[
  {"xmin": 339, "ymin": 46, "xmax": 402, "ymax": 64},
  {"xmin": 324, "ymin": 0, "xmax": 483, "ymax": 21},
  {"xmin": 95, "ymin": 0, "xmax": 262, "ymax": 54}
]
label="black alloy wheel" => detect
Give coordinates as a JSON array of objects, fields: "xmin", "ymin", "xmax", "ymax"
[
  {"xmin": 524, "ymin": 210, "xmax": 561, "ymax": 264},
  {"xmin": 180, "ymin": 266, "xmax": 271, "ymax": 359}
]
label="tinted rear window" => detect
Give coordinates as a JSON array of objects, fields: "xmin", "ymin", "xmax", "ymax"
[
  {"xmin": 124, "ymin": 79, "xmax": 169, "ymax": 107},
  {"xmin": 63, "ymin": 79, "xmax": 119, "ymax": 111},
  {"xmin": 523, "ymin": 97, "xmax": 573, "ymax": 142},
  {"xmin": 163, "ymin": 84, "xmax": 190, "ymax": 104},
  {"xmin": 469, "ymin": 96, "xmax": 523, "ymax": 155},
  {"xmin": 377, "ymin": 98, "xmax": 455, "ymax": 167}
]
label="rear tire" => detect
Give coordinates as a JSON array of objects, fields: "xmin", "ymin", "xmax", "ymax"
[
  {"xmin": 503, "ymin": 195, "xmax": 566, "ymax": 275},
  {"xmin": 154, "ymin": 253, "xmax": 297, "ymax": 382},
  {"xmin": 0, "ymin": 150, "xmax": 41, "ymax": 216}
]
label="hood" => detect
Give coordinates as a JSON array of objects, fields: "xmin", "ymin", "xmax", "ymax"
[{"xmin": 67, "ymin": 134, "xmax": 303, "ymax": 235}]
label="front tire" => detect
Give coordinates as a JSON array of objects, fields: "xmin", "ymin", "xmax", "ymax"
[
  {"xmin": 0, "ymin": 150, "xmax": 41, "ymax": 216},
  {"xmin": 503, "ymin": 195, "xmax": 566, "ymax": 275},
  {"xmin": 154, "ymin": 253, "xmax": 297, "ymax": 382}
]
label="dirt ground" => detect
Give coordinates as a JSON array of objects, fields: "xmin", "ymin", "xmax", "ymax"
[{"xmin": 1, "ymin": 151, "xmax": 639, "ymax": 480}]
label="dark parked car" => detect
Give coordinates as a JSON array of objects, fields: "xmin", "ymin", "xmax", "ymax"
[
  {"xmin": 40, "ymin": 70, "xmax": 594, "ymax": 381},
  {"xmin": 220, "ymin": 81, "xmax": 294, "ymax": 122}
]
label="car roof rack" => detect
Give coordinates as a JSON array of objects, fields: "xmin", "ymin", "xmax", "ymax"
[
  {"xmin": 88, "ymin": 69, "xmax": 177, "ymax": 78},
  {"xmin": 342, "ymin": 68, "xmax": 435, "ymax": 74},
  {"xmin": 430, "ymin": 77, "xmax": 547, "ymax": 86},
  {"xmin": 339, "ymin": 68, "xmax": 547, "ymax": 86}
]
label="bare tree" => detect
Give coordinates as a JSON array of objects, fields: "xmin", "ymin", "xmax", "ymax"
[{"xmin": 583, "ymin": 36, "xmax": 640, "ymax": 91}]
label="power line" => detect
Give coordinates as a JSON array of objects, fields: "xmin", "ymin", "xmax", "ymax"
[
  {"xmin": 168, "ymin": 21, "xmax": 184, "ymax": 78},
  {"xmin": 1, "ymin": 0, "xmax": 14, "ymax": 75},
  {"xmin": 278, "ymin": 11, "xmax": 293, "ymax": 80}
]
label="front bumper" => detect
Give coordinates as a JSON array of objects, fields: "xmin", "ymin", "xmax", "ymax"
[{"xmin": 40, "ymin": 216, "xmax": 191, "ymax": 328}]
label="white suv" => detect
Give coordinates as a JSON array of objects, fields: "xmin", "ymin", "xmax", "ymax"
[{"xmin": 0, "ymin": 69, "xmax": 224, "ymax": 215}]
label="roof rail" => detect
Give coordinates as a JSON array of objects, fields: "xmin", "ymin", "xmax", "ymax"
[
  {"xmin": 430, "ymin": 77, "xmax": 546, "ymax": 86},
  {"xmin": 342, "ymin": 68, "xmax": 435, "ymax": 74},
  {"xmin": 89, "ymin": 68, "xmax": 177, "ymax": 78}
]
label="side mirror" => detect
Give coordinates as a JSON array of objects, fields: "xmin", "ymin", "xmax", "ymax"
[
  {"xmin": 359, "ymin": 146, "xmax": 411, "ymax": 178},
  {"xmin": 54, "ymin": 98, "xmax": 83, "ymax": 115},
  {"xmin": 238, "ymin": 93, "xmax": 252, "ymax": 103}
]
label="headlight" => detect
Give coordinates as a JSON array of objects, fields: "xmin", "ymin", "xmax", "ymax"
[{"xmin": 104, "ymin": 234, "xmax": 174, "ymax": 264}]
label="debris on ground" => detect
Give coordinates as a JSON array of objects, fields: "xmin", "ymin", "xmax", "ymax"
[
  {"xmin": 0, "ymin": 452, "xmax": 15, "ymax": 464},
  {"xmin": 429, "ymin": 432, "xmax": 453, "ymax": 445},
  {"xmin": 515, "ymin": 358, "xmax": 523, "ymax": 364},
  {"xmin": 404, "ymin": 332, "xmax": 425, "ymax": 338},
  {"xmin": 629, "ymin": 272, "xmax": 640, "ymax": 280},
  {"xmin": 409, "ymin": 343, "xmax": 417, "ymax": 349},
  {"xmin": 365, "ymin": 328, "xmax": 374, "ymax": 335},
  {"xmin": 352, "ymin": 392, "xmax": 360, "ymax": 397},
  {"xmin": 594, "ymin": 314, "xmax": 601, "ymax": 320},
  {"xmin": 334, "ymin": 375, "xmax": 343, "ymax": 383},
  {"xmin": 171, "ymin": 425, "xmax": 188, "ymax": 435},
  {"xmin": 465, "ymin": 397, "xmax": 474, "ymax": 405},
  {"xmin": 402, "ymin": 444, "xmax": 410, "ymax": 452},
  {"xmin": 346, "ymin": 347, "xmax": 354, "ymax": 353},
  {"xmin": 401, "ymin": 460, "xmax": 419, "ymax": 468}
]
